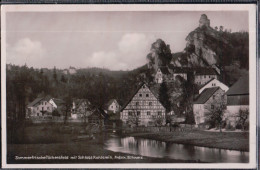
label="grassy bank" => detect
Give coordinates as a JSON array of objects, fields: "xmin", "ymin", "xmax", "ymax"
[{"xmin": 129, "ymin": 130, "xmax": 249, "ymax": 151}]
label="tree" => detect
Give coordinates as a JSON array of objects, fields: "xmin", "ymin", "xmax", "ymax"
[
  {"xmin": 159, "ymin": 81, "xmax": 171, "ymax": 112},
  {"xmin": 127, "ymin": 108, "xmax": 141, "ymax": 127},
  {"xmin": 206, "ymin": 103, "xmax": 226, "ymax": 132},
  {"xmin": 63, "ymin": 94, "xmax": 72, "ymax": 124},
  {"xmin": 53, "ymin": 66, "xmax": 57, "ymax": 81},
  {"xmin": 60, "ymin": 75, "xmax": 67, "ymax": 83},
  {"xmin": 237, "ymin": 109, "xmax": 249, "ymax": 131},
  {"xmin": 219, "ymin": 26, "xmax": 224, "ymax": 32},
  {"xmin": 214, "ymin": 26, "xmax": 218, "ymax": 31}
]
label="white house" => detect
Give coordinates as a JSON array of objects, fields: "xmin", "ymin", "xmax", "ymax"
[
  {"xmin": 154, "ymin": 67, "xmax": 170, "ymax": 84},
  {"xmin": 106, "ymin": 99, "xmax": 120, "ymax": 114},
  {"xmin": 199, "ymin": 78, "xmax": 229, "ymax": 94},
  {"xmin": 193, "ymin": 87, "xmax": 226, "ymax": 125},
  {"xmin": 194, "ymin": 67, "xmax": 218, "ymax": 85}
]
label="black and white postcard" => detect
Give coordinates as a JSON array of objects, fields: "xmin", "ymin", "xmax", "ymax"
[{"xmin": 1, "ymin": 4, "xmax": 257, "ymax": 169}]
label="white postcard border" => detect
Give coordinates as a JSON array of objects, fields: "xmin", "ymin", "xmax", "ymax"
[{"xmin": 1, "ymin": 4, "xmax": 257, "ymax": 169}]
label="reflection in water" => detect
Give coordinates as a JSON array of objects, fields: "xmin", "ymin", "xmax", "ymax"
[{"xmin": 104, "ymin": 136, "xmax": 249, "ymax": 163}]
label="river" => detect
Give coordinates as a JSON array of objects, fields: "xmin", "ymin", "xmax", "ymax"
[{"xmin": 104, "ymin": 136, "xmax": 249, "ymax": 163}]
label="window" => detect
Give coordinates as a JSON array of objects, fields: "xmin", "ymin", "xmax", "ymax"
[
  {"xmin": 137, "ymin": 111, "xmax": 141, "ymax": 116},
  {"xmin": 47, "ymin": 107, "xmax": 49, "ymax": 110},
  {"xmin": 211, "ymin": 105, "xmax": 214, "ymax": 109},
  {"xmin": 146, "ymin": 94, "xmax": 149, "ymax": 97},
  {"xmin": 128, "ymin": 111, "xmax": 132, "ymax": 116},
  {"xmin": 111, "ymin": 106, "xmax": 113, "ymax": 109},
  {"xmin": 212, "ymin": 95, "xmax": 215, "ymax": 100},
  {"xmin": 142, "ymin": 85, "xmax": 145, "ymax": 88},
  {"xmin": 147, "ymin": 111, "xmax": 151, "ymax": 115},
  {"xmin": 136, "ymin": 102, "xmax": 139, "ymax": 106},
  {"xmin": 221, "ymin": 95, "xmax": 225, "ymax": 100},
  {"xmin": 149, "ymin": 102, "xmax": 152, "ymax": 106},
  {"xmin": 158, "ymin": 111, "xmax": 162, "ymax": 116},
  {"xmin": 204, "ymin": 75, "xmax": 206, "ymax": 78},
  {"xmin": 139, "ymin": 94, "xmax": 142, "ymax": 97}
]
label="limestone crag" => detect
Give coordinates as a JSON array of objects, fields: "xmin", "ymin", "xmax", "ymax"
[{"xmin": 171, "ymin": 14, "xmax": 229, "ymax": 67}]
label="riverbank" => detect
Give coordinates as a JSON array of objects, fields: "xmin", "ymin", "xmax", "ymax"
[
  {"xmin": 128, "ymin": 130, "xmax": 249, "ymax": 151},
  {"xmin": 7, "ymin": 124, "xmax": 201, "ymax": 163}
]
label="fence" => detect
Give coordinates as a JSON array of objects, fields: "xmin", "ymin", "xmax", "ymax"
[{"xmin": 123, "ymin": 124, "xmax": 207, "ymax": 133}]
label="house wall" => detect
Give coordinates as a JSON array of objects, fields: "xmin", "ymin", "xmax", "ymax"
[
  {"xmin": 195, "ymin": 75, "xmax": 217, "ymax": 85},
  {"xmin": 225, "ymin": 104, "xmax": 249, "ymax": 127},
  {"xmin": 29, "ymin": 101, "xmax": 54, "ymax": 117},
  {"xmin": 108, "ymin": 100, "xmax": 120, "ymax": 113},
  {"xmin": 193, "ymin": 88, "xmax": 226, "ymax": 125},
  {"xmin": 71, "ymin": 101, "xmax": 92, "ymax": 120},
  {"xmin": 199, "ymin": 79, "xmax": 229, "ymax": 94},
  {"xmin": 193, "ymin": 104, "xmax": 204, "ymax": 124},
  {"xmin": 120, "ymin": 84, "xmax": 166, "ymax": 127},
  {"xmin": 155, "ymin": 69, "xmax": 163, "ymax": 83},
  {"xmin": 227, "ymin": 95, "xmax": 249, "ymax": 106}
]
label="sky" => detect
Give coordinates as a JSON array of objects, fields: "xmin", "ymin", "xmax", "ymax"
[{"xmin": 6, "ymin": 11, "xmax": 248, "ymax": 70}]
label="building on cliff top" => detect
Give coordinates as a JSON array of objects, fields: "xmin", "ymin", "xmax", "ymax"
[
  {"xmin": 194, "ymin": 67, "xmax": 218, "ymax": 85},
  {"xmin": 154, "ymin": 67, "xmax": 170, "ymax": 83}
]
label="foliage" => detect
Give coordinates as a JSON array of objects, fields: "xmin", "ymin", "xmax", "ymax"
[
  {"xmin": 237, "ymin": 109, "xmax": 249, "ymax": 131},
  {"xmin": 127, "ymin": 109, "xmax": 141, "ymax": 127},
  {"xmin": 206, "ymin": 103, "xmax": 226, "ymax": 132},
  {"xmin": 159, "ymin": 81, "xmax": 171, "ymax": 112}
]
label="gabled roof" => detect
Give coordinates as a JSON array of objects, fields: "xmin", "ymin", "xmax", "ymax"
[
  {"xmin": 73, "ymin": 99, "xmax": 93, "ymax": 109},
  {"xmin": 158, "ymin": 67, "xmax": 170, "ymax": 75},
  {"xmin": 105, "ymin": 99, "xmax": 119, "ymax": 109},
  {"xmin": 52, "ymin": 98, "xmax": 65, "ymax": 106},
  {"xmin": 27, "ymin": 95, "xmax": 53, "ymax": 107},
  {"xmin": 226, "ymin": 75, "xmax": 249, "ymax": 96},
  {"xmin": 89, "ymin": 108, "xmax": 108, "ymax": 119},
  {"xmin": 198, "ymin": 78, "xmax": 215, "ymax": 89},
  {"xmin": 120, "ymin": 83, "xmax": 164, "ymax": 111},
  {"xmin": 27, "ymin": 97, "xmax": 43, "ymax": 107},
  {"xmin": 173, "ymin": 67, "xmax": 192, "ymax": 74},
  {"xmin": 194, "ymin": 67, "xmax": 218, "ymax": 75},
  {"xmin": 193, "ymin": 87, "xmax": 220, "ymax": 104}
]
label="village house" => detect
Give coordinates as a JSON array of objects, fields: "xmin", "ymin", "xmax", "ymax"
[
  {"xmin": 120, "ymin": 83, "xmax": 166, "ymax": 127},
  {"xmin": 193, "ymin": 87, "xmax": 226, "ymax": 125},
  {"xmin": 26, "ymin": 96, "xmax": 64, "ymax": 119},
  {"xmin": 88, "ymin": 108, "xmax": 108, "ymax": 126},
  {"xmin": 194, "ymin": 67, "xmax": 218, "ymax": 85},
  {"xmin": 68, "ymin": 66, "xmax": 77, "ymax": 74},
  {"xmin": 154, "ymin": 67, "xmax": 170, "ymax": 83},
  {"xmin": 225, "ymin": 75, "xmax": 249, "ymax": 127},
  {"xmin": 105, "ymin": 99, "xmax": 120, "ymax": 114},
  {"xmin": 71, "ymin": 99, "xmax": 93, "ymax": 121},
  {"xmin": 170, "ymin": 67, "xmax": 191, "ymax": 81},
  {"xmin": 199, "ymin": 78, "xmax": 229, "ymax": 94}
]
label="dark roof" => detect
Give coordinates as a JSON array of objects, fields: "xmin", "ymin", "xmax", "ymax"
[
  {"xmin": 198, "ymin": 78, "xmax": 215, "ymax": 89},
  {"xmin": 52, "ymin": 98, "xmax": 65, "ymax": 106},
  {"xmin": 195, "ymin": 67, "xmax": 218, "ymax": 75},
  {"xmin": 28, "ymin": 97, "xmax": 43, "ymax": 107},
  {"xmin": 226, "ymin": 75, "xmax": 249, "ymax": 96},
  {"xmin": 89, "ymin": 108, "xmax": 108, "ymax": 119},
  {"xmin": 120, "ymin": 83, "xmax": 163, "ymax": 111},
  {"xmin": 159, "ymin": 67, "xmax": 170, "ymax": 75},
  {"xmin": 104, "ymin": 99, "xmax": 119, "ymax": 109},
  {"xmin": 173, "ymin": 67, "xmax": 192, "ymax": 74},
  {"xmin": 193, "ymin": 87, "xmax": 220, "ymax": 104},
  {"xmin": 27, "ymin": 95, "xmax": 53, "ymax": 107}
]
